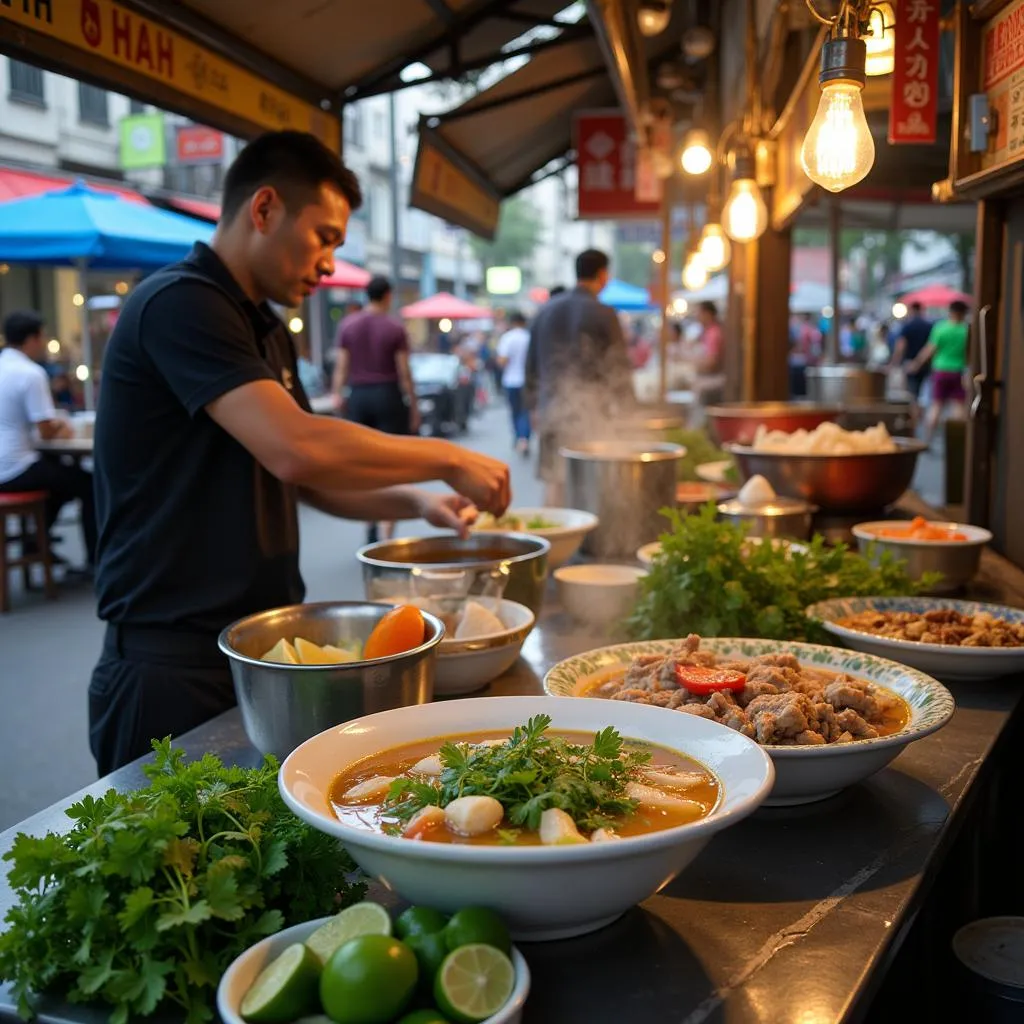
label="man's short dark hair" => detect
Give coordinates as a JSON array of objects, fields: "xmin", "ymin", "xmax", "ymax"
[
  {"xmin": 221, "ymin": 130, "xmax": 363, "ymax": 223},
  {"xmin": 549, "ymin": 285, "xmax": 566, "ymax": 297},
  {"xmin": 700, "ymin": 300, "xmax": 718, "ymax": 318},
  {"xmin": 950, "ymin": 299, "xmax": 969, "ymax": 316},
  {"xmin": 3, "ymin": 310, "xmax": 44, "ymax": 349},
  {"xmin": 909, "ymin": 301, "xmax": 923, "ymax": 315},
  {"xmin": 367, "ymin": 276, "xmax": 392, "ymax": 303},
  {"xmin": 509, "ymin": 311, "xmax": 527, "ymax": 326},
  {"xmin": 576, "ymin": 249, "xmax": 610, "ymax": 281}
]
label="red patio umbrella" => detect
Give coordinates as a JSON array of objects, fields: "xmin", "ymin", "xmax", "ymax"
[
  {"xmin": 899, "ymin": 284, "xmax": 972, "ymax": 308},
  {"xmin": 400, "ymin": 291, "xmax": 492, "ymax": 320},
  {"xmin": 319, "ymin": 259, "xmax": 372, "ymax": 289}
]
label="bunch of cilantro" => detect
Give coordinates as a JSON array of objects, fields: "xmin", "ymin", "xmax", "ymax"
[
  {"xmin": 626, "ymin": 504, "xmax": 937, "ymax": 643},
  {"xmin": 386, "ymin": 715, "xmax": 651, "ymax": 837},
  {"xmin": 0, "ymin": 740, "xmax": 364, "ymax": 1024}
]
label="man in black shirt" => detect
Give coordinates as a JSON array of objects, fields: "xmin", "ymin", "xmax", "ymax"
[{"xmin": 89, "ymin": 131, "xmax": 510, "ymax": 774}]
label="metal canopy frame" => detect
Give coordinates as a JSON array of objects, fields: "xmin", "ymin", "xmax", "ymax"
[{"xmin": 343, "ymin": 1, "xmax": 592, "ymax": 100}]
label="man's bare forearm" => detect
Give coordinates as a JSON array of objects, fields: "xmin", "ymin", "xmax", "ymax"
[
  {"xmin": 287, "ymin": 415, "xmax": 454, "ymax": 489},
  {"xmin": 300, "ymin": 484, "xmax": 424, "ymax": 520}
]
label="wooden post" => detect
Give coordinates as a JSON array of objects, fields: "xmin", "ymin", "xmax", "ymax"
[
  {"xmin": 827, "ymin": 199, "xmax": 841, "ymax": 363},
  {"xmin": 658, "ymin": 195, "xmax": 671, "ymax": 403},
  {"xmin": 752, "ymin": 224, "xmax": 793, "ymax": 400}
]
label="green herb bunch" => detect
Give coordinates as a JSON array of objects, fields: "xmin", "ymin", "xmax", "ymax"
[
  {"xmin": 387, "ymin": 715, "xmax": 651, "ymax": 836},
  {"xmin": 626, "ymin": 504, "xmax": 938, "ymax": 643},
  {"xmin": 0, "ymin": 740, "xmax": 364, "ymax": 1024}
]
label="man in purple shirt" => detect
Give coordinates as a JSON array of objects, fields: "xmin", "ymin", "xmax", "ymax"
[{"xmin": 332, "ymin": 276, "xmax": 420, "ymax": 541}]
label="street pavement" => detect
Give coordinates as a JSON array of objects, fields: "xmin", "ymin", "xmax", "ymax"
[{"xmin": 0, "ymin": 401, "xmax": 947, "ymax": 832}]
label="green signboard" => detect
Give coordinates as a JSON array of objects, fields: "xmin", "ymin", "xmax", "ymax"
[{"xmin": 119, "ymin": 113, "xmax": 166, "ymax": 169}]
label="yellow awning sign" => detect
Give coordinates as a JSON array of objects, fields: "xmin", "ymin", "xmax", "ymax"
[{"xmin": 1, "ymin": 0, "xmax": 339, "ymax": 148}]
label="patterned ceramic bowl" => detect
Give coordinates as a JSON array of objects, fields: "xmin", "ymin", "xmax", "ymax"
[
  {"xmin": 806, "ymin": 596, "xmax": 1024, "ymax": 682},
  {"xmin": 544, "ymin": 637, "xmax": 955, "ymax": 806}
]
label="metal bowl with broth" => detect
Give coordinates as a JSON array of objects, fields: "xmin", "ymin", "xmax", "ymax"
[
  {"xmin": 358, "ymin": 533, "xmax": 550, "ymax": 614},
  {"xmin": 219, "ymin": 601, "xmax": 444, "ymax": 759}
]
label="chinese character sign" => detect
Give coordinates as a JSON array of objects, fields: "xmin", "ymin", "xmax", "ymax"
[
  {"xmin": 980, "ymin": 0, "xmax": 1024, "ymax": 171},
  {"xmin": 575, "ymin": 112, "xmax": 662, "ymax": 219},
  {"xmin": 889, "ymin": 0, "xmax": 940, "ymax": 144}
]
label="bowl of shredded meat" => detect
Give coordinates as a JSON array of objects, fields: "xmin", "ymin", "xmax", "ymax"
[
  {"xmin": 544, "ymin": 634, "xmax": 954, "ymax": 805},
  {"xmin": 807, "ymin": 597, "xmax": 1024, "ymax": 682}
]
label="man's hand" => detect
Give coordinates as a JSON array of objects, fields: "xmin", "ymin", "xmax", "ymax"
[
  {"xmin": 416, "ymin": 493, "xmax": 478, "ymax": 538},
  {"xmin": 443, "ymin": 448, "xmax": 510, "ymax": 516}
]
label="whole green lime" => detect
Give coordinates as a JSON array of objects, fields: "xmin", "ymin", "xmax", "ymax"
[
  {"xmin": 396, "ymin": 1011, "xmax": 452, "ymax": 1024},
  {"xmin": 442, "ymin": 908, "xmax": 511, "ymax": 955},
  {"xmin": 319, "ymin": 935, "xmax": 418, "ymax": 1024},
  {"xmin": 406, "ymin": 930, "xmax": 450, "ymax": 991},
  {"xmin": 395, "ymin": 905, "xmax": 449, "ymax": 941}
]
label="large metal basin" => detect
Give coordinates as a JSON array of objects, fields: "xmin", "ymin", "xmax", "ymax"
[
  {"xmin": 357, "ymin": 533, "xmax": 550, "ymax": 614},
  {"xmin": 561, "ymin": 441, "xmax": 685, "ymax": 557},
  {"xmin": 705, "ymin": 401, "xmax": 841, "ymax": 446},
  {"xmin": 219, "ymin": 601, "xmax": 444, "ymax": 759},
  {"xmin": 725, "ymin": 438, "xmax": 927, "ymax": 511},
  {"xmin": 806, "ymin": 366, "xmax": 887, "ymax": 404}
]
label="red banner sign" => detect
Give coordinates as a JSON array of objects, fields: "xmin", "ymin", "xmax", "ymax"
[
  {"xmin": 574, "ymin": 111, "xmax": 661, "ymax": 219},
  {"xmin": 176, "ymin": 125, "xmax": 224, "ymax": 164},
  {"xmin": 889, "ymin": 0, "xmax": 940, "ymax": 144}
]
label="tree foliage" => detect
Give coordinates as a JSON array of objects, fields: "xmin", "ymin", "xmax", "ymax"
[{"xmin": 469, "ymin": 195, "xmax": 544, "ymax": 269}]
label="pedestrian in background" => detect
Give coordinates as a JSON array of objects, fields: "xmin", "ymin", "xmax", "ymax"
[
  {"xmin": 332, "ymin": 275, "xmax": 421, "ymax": 542},
  {"xmin": 496, "ymin": 311, "xmax": 531, "ymax": 456},
  {"xmin": 890, "ymin": 301, "xmax": 933, "ymax": 403},
  {"xmin": 907, "ymin": 299, "xmax": 969, "ymax": 447}
]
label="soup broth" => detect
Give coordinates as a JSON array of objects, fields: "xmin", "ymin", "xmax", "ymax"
[{"xmin": 329, "ymin": 729, "xmax": 720, "ymax": 846}]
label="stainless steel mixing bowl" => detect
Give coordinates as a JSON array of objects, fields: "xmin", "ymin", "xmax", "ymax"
[
  {"xmin": 357, "ymin": 533, "xmax": 550, "ymax": 614},
  {"xmin": 705, "ymin": 401, "xmax": 842, "ymax": 446},
  {"xmin": 724, "ymin": 438, "xmax": 927, "ymax": 511},
  {"xmin": 219, "ymin": 601, "xmax": 444, "ymax": 759}
]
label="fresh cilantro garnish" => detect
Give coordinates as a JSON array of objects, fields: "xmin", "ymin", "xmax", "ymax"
[
  {"xmin": 386, "ymin": 715, "xmax": 650, "ymax": 834},
  {"xmin": 626, "ymin": 503, "xmax": 940, "ymax": 643},
  {"xmin": 0, "ymin": 739, "xmax": 365, "ymax": 1023}
]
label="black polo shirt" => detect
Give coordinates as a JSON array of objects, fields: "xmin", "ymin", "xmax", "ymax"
[{"xmin": 93, "ymin": 242, "xmax": 311, "ymax": 635}]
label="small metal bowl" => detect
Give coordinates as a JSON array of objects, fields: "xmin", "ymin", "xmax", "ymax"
[
  {"xmin": 219, "ymin": 601, "xmax": 444, "ymax": 759},
  {"xmin": 852, "ymin": 521, "xmax": 993, "ymax": 593},
  {"xmin": 717, "ymin": 497, "xmax": 817, "ymax": 540},
  {"xmin": 358, "ymin": 533, "xmax": 550, "ymax": 614}
]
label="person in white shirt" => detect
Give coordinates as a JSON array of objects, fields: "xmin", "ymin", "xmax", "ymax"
[
  {"xmin": 496, "ymin": 311, "xmax": 532, "ymax": 455},
  {"xmin": 0, "ymin": 311, "xmax": 96, "ymax": 572}
]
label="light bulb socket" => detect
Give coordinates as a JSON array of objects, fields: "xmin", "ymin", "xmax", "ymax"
[
  {"xmin": 731, "ymin": 144, "xmax": 756, "ymax": 181},
  {"xmin": 819, "ymin": 36, "xmax": 867, "ymax": 88}
]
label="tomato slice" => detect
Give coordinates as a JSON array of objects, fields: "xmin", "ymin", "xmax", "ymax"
[
  {"xmin": 674, "ymin": 665, "xmax": 747, "ymax": 695},
  {"xmin": 364, "ymin": 605, "xmax": 426, "ymax": 660}
]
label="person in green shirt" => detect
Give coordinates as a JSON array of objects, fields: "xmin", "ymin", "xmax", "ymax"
[{"xmin": 907, "ymin": 299, "xmax": 969, "ymax": 446}]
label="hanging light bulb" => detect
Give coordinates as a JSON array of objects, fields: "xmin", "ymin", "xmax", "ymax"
[
  {"xmin": 680, "ymin": 128, "xmax": 713, "ymax": 175},
  {"xmin": 801, "ymin": 36, "xmax": 875, "ymax": 193},
  {"xmin": 864, "ymin": 2, "xmax": 895, "ymax": 77},
  {"xmin": 722, "ymin": 147, "xmax": 768, "ymax": 242},
  {"xmin": 699, "ymin": 222, "xmax": 732, "ymax": 272},
  {"xmin": 637, "ymin": 0, "xmax": 671, "ymax": 37},
  {"xmin": 682, "ymin": 250, "xmax": 709, "ymax": 292}
]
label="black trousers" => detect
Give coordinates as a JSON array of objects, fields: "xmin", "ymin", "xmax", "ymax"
[
  {"xmin": 346, "ymin": 382, "xmax": 411, "ymax": 435},
  {"xmin": 88, "ymin": 624, "xmax": 237, "ymax": 776},
  {"xmin": 0, "ymin": 455, "xmax": 97, "ymax": 564}
]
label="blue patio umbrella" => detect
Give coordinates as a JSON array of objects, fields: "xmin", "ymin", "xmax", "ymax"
[
  {"xmin": 599, "ymin": 278, "xmax": 655, "ymax": 311},
  {"xmin": 0, "ymin": 179, "xmax": 212, "ymax": 268},
  {"xmin": 0, "ymin": 180, "xmax": 213, "ymax": 407}
]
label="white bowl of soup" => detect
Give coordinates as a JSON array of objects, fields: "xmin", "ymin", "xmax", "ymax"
[
  {"xmin": 279, "ymin": 695, "xmax": 774, "ymax": 941},
  {"xmin": 543, "ymin": 635, "xmax": 956, "ymax": 806}
]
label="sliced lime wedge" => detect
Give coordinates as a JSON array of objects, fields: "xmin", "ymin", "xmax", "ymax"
[
  {"xmin": 304, "ymin": 901, "xmax": 392, "ymax": 965},
  {"xmin": 434, "ymin": 944, "xmax": 516, "ymax": 1024},
  {"xmin": 240, "ymin": 942, "xmax": 321, "ymax": 1024}
]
